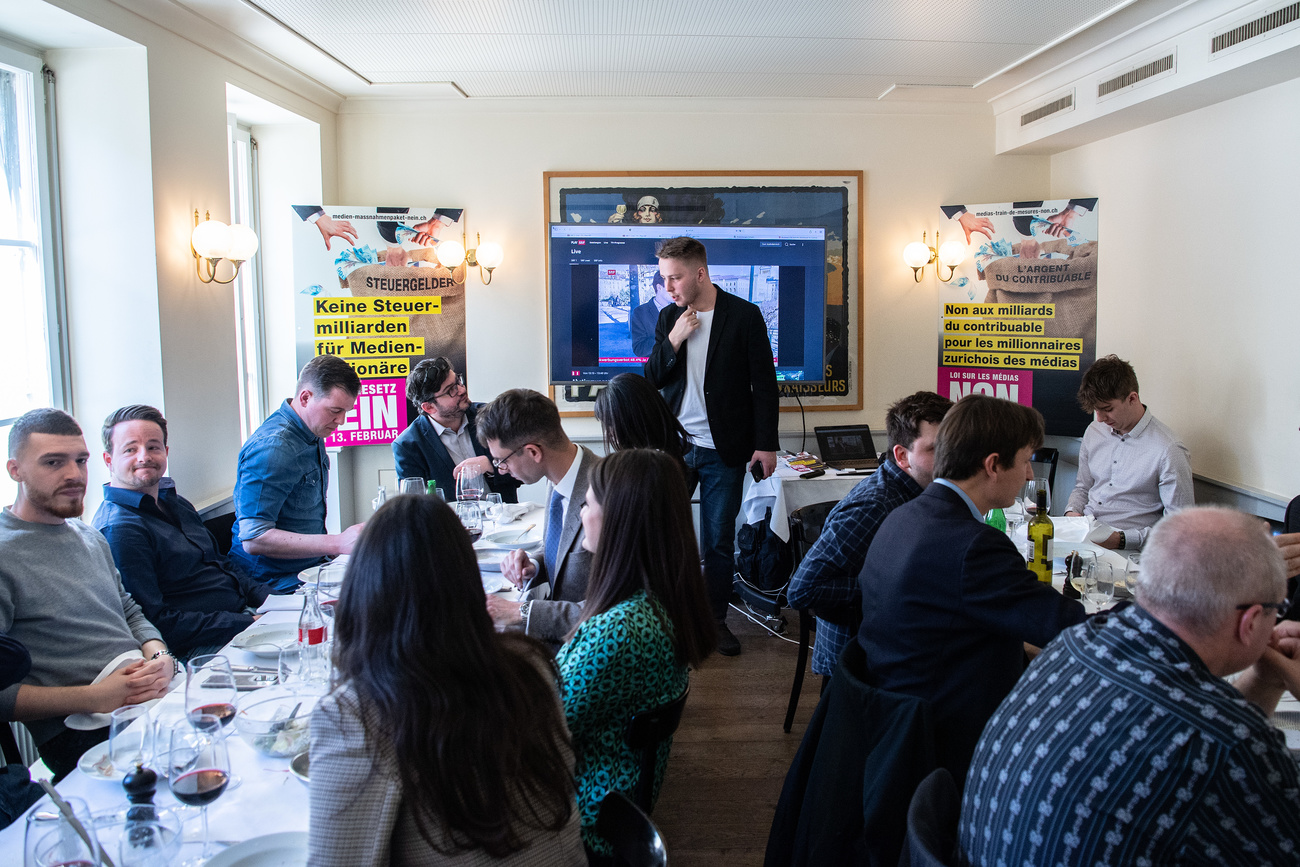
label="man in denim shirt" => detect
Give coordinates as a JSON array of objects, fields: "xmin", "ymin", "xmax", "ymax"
[
  {"xmin": 230, "ymin": 356, "xmax": 365, "ymax": 592},
  {"xmin": 93, "ymin": 405, "xmax": 275, "ymax": 658}
]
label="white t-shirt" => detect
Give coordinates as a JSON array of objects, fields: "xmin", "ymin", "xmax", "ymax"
[{"xmin": 677, "ymin": 309, "xmax": 715, "ymax": 450}]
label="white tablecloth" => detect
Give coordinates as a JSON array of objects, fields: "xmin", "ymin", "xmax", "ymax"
[
  {"xmin": 741, "ymin": 467, "xmax": 865, "ymax": 542},
  {"xmin": 0, "ymin": 504, "xmax": 540, "ymax": 862}
]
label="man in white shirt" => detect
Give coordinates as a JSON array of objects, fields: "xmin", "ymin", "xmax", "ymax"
[
  {"xmin": 1065, "ymin": 354, "xmax": 1193, "ymax": 550},
  {"xmin": 644, "ymin": 236, "xmax": 780, "ymax": 655},
  {"xmin": 477, "ymin": 389, "xmax": 594, "ymax": 645}
]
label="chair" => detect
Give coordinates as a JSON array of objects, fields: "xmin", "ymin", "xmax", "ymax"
[
  {"xmin": 203, "ymin": 510, "xmax": 236, "ymax": 556},
  {"xmin": 597, "ymin": 791, "xmax": 668, "ymax": 867},
  {"xmin": 783, "ymin": 501, "xmax": 839, "ymax": 733},
  {"xmin": 1030, "ymin": 447, "xmax": 1058, "ymax": 505},
  {"xmin": 1285, "ymin": 494, "xmax": 1300, "ymax": 533},
  {"xmin": 899, "ymin": 767, "xmax": 960, "ymax": 867},
  {"xmin": 624, "ymin": 686, "xmax": 689, "ymax": 813}
]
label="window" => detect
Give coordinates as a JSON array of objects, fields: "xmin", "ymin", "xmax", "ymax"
[
  {"xmin": 0, "ymin": 42, "xmax": 65, "ymax": 505},
  {"xmin": 228, "ymin": 115, "xmax": 267, "ymax": 439}
]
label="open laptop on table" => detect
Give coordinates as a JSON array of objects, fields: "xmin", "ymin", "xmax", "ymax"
[{"xmin": 814, "ymin": 424, "xmax": 880, "ymax": 472}]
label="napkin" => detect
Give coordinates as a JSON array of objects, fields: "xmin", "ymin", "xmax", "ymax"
[
  {"xmin": 258, "ymin": 593, "xmax": 306, "ymax": 613},
  {"xmin": 496, "ymin": 502, "xmax": 536, "ymax": 522},
  {"xmin": 65, "ymin": 651, "xmax": 178, "ymax": 730}
]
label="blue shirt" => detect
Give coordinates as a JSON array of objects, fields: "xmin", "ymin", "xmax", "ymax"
[
  {"xmin": 786, "ymin": 459, "xmax": 923, "ymax": 675},
  {"xmin": 93, "ymin": 479, "xmax": 270, "ymax": 654},
  {"xmin": 959, "ymin": 604, "xmax": 1300, "ymax": 866},
  {"xmin": 230, "ymin": 399, "xmax": 330, "ymax": 591}
]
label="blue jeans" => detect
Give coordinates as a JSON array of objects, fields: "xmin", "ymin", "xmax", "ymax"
[{"xmin": 684, "ymin": 444, "xmax": 744, "ymax": 621}]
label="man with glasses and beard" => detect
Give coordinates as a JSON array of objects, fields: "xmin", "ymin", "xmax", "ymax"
[
  {"xmin": 0, "ymin": 409, "xmax": 174, "ymax": 781},
  {"xmin": 391, "ymin": 357, "xmax": 520, "ymax": 503}
]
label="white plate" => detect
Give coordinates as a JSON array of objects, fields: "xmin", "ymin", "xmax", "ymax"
[
  {"xmin": 481, "ymin": 529, "xmax": 543, "ymax": 550},
  {"xmin": 205, "ymin": 831, "xmax": 308, "ymax": 867},
  {"xmin": 231, "ymin": 624, "xmax": 298, "ymax": 658},
  {"xmin": 481, "ymin": 572, "xmax": 514, "ymax": 594},
  {"xmin": 77, "ymin": 742, "xmax": 125, "ymax": 781}
]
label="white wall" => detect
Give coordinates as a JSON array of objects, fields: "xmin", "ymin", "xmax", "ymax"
[
  {"xmin": 1051, "ymin": 75, "xmax": 1300, "ymax": 503},
  {"xmin": 44, "ymin": 45, "xmax": 160, "ymax": 518},
  {"xmin": 334, "ymin": 99, "xmax": 1053, "ymax": 516}
]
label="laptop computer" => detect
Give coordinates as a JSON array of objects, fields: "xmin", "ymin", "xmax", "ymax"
[{"xmin": 814, "ymin": 424, "xmax": 880, "ymax": 471}]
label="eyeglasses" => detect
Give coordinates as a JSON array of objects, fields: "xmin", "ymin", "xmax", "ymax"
[
  {"xmin": 1236, "ymin": 599, "xmax": 1290, "ymax": 615},
  {"xmin": 491, "ymin": 443, "xmax": 534, "ymax": 471},
  {"xmin": 434, "ymin": 375, "xmax": 465, "ymax": 401}
]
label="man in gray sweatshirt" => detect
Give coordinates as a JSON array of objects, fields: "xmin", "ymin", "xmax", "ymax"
[{"xmin": 1, "ymin": 409, "xmax": 174, "ymax": 780}]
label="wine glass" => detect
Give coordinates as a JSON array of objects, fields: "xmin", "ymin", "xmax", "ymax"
[
  {"xmin": 398, "ymin": 477, "xmax": 426, "ymax": 496},
  {"xmin": 1083, "ymin": 561, "xmax": 1117, "ymax": 613},
  {"xmin": 456, "ymin": 464, "xmax": 485, "ymax": 501},
  {"xmin": 1066, "ymin": 550, "xmax": 1097, "ymax": 598},
  {"xmin": 185, "ymin": 655, "xmax": 237, "ymax": 736},
  {"xmin": 108, "ymin": 703, "xmax": 154, "ymax": 777},
  {"xmin": 453, "ymin": 500, "xmax": 484, "ymax": 543},
  {"xmin": 25, "ymin": 796, "xmax": 98, "ymax": 867},
  {"xmin": 482, "ymin": 493, "xmax": 504, "ymax": 532},
  {"xmin": 167, "ymin": 718, "xmax": 230, "ymax": 865}
]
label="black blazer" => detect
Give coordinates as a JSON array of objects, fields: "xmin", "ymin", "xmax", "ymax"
[
  {"xmin": 643, "ymin": 288, "xmax": 780, "ymax": 467},
  {"xmin": 855, "ymin": 482, "xmax": 1086, "ymax": 783},
  {"xmin": 390, "ymin": 406, "xmax": 520, "ymax": 502}
]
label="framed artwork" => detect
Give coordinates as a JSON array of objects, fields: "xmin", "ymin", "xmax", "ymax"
[{"xmin": 544, "ymin": 170, "xmax": 863, "ymax": 414}]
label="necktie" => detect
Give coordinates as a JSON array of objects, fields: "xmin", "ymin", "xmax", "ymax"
[{"xmin": 545, "ymin": 489, "xmax": 564, "ymax": 578}]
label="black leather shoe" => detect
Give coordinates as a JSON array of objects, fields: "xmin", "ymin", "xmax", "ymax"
[{"xmin": 715, "ymin": 620, "xmax": 741, "ymax": 656}]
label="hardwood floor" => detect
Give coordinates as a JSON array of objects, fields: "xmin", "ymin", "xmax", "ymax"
[{"xmin": 653, "ymin": 606, "xmax": 823, "ymax": 866}]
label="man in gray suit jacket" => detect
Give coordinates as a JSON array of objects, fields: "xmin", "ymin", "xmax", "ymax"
[{"xmin": 477, "ymin": 389, "xmax": 594, "ymax": 646}]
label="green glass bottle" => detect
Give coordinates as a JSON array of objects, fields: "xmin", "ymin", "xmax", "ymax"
[{"xmin": 1027, "ymin": 487, "xmax": 1054, "ymax": 584}]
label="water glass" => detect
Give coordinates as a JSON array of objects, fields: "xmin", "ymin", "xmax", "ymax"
[
  {"xmin": 109, "ymin": 703, "xmax": 154, "ymax": 775},
  {"xmin": 118, "ymin": 816, "xmax": 183, "ymax": 867},
  {"xmin": 482, "ymin": 493, "xmax": 504, "ymax": 530},
  {"xmin": 1084, "ymin": 561, "xmax": 1117, "ymax": 613},
  {"xmin": 25, "ymin": 796, "xmax": 98, "ymax": 867},
  {"xmin": 398, "ymin": 477, "xmax": 426, "ymax": 496}
]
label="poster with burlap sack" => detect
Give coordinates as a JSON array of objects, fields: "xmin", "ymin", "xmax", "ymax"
[
  {"xmin": 983, "ymin": 239, "xmax": 1097, "ymax": 367},
  {"xmin": 346, "ymin": 263, "xmax": 467, "ymax": 376}
]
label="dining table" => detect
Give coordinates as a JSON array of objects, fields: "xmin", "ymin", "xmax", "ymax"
[
  {"xmin": 740, "ymin": 460, "xmax": 868, "ymax": 542},
  {"xmin": 0, "ymin": 499, "xmax": 541, "ymax": 865}
]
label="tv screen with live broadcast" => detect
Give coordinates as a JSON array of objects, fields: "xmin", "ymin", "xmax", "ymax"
[{"xmin": 548, "ymin": 224, "xmax": 827, "ymax": 385}]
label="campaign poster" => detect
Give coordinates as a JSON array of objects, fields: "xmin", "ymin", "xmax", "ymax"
[
  {"xmin": 936, "ymin": 199, "xmax": 1098, "ymax": 436},
  {"xmin": 291, "ymin": 205, "xmax": 465, "ymax": 447}
]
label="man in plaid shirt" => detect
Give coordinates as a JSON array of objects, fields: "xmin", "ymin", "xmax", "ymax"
[{"xmin": 787, "ymin": 391, "xmax": 952, "ymax": 680}]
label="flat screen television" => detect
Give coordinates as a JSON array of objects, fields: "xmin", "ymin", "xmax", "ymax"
[{"xmin": 548, "ymin": 223, "xmax": 827, "ymax": 385}]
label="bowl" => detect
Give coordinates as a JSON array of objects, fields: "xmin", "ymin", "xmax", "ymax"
[{"xmin": 235, "ymin": 689, "xmax": 318, "ymax": 757}]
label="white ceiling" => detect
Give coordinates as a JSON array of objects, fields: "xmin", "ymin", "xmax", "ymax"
[{"xmin": 184, "ymin": 0, "xmax": 1144, "ymax": 101}]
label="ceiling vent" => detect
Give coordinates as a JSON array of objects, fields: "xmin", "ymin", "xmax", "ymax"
[
  {"xmin": 1096, "ymin": 51, "xmax": 1176, "ymax": 101},
  {"xmin": 1020, "ymin": 91, "xmax": 1074, "ymax": 127},
  {"xmin": 1211, "ymin": 1, "xmax": 1300, "ymax": 57}
]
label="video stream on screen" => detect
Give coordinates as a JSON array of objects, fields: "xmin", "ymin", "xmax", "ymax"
[
  {"xmin": 548, "ymin": 224, "xmax": 826, "ymax": 385},
  {"xmin": 596, "ymin": 264, "xmax": 780, "ymax": 365}
]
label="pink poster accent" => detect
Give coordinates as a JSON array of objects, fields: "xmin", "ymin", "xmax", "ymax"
[
  {"xmin": 938, "ymin": 367, "xmax": 1033, "ymax": 406},
  {"xmin": 326, "ymin": 378, "xmax": 407, "ymax": 447}
]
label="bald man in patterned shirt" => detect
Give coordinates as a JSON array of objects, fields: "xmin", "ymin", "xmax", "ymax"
[{"xmin": 959, "ymin": 506, "xmax": 1300, "ymax": 866}]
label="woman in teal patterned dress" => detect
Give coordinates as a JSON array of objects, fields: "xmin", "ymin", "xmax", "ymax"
[{"xmin": 556, "ymin": 448, "xmax": 717, "ymax": 860}]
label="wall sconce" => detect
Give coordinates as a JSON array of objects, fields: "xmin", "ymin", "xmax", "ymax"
[
  {"xmin": 435, "ymin": 230, "xmax": 503, "ymax": 285},
  {"xmin": 192, "ymin": 210, "xmax": 259, "ymax": 284},
  {"xmin": 903, "ymin": 231, "xmax": 967, "ymax": 283}
]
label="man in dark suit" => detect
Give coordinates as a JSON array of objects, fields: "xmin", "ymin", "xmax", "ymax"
[
  {"xmin": 854, "ymin": 394, "xmax": 1086, "ymax": 784},
  {"xmin": 645, "ymin": 236, "xmax": 780, "ymax": 655},
  {"xmin": 391, "ymin": 357, "xmax": 520, "ymax": 502},
  {"xmin": 477, "ymin": 389, "xmax": 593, "ymax": 646}
]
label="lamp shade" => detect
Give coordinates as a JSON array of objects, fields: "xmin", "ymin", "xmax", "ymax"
[
  {"xmin": 938, "ymin": 240, "xmax": 967, "ymax": 268},
  {"xmin": 475, "ymin": 241, "xmax": 503, "ymax": 269},
  {"xmin": 192, "ymin": 218, "xmax": 231, "ymax": 259},
  {"xmin": 227, "ymin": 224, "xmax": 260, "ymax": 261},
  {"xmin": 436, "ymin": 239, "xmax": 466, "ymax": 268},
  {"xmin": 903, "ymin": 241, "xmax": 932, "ymax": 269}
]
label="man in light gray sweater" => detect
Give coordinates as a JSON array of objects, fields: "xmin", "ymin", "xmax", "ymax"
[{"xmin": 1, "ymin": 409, "xmax": 174, "ymax": 780}]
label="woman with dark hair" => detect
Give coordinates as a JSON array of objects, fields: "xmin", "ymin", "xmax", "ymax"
[
  {"xmin": 592, "ymin": 373, "xmax": 687, "ymax": 462},
  {"xmin": 555, "ymin": 449, "xmax": 716, "ymax": 858},
  {"xmin": 308, "ymin": 495, "xmax": 585, "ymax": 867}
]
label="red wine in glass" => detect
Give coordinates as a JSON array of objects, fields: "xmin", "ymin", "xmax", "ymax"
[
  {"xmin": 171, "ymin": 768, "xmax": 229, "ymax": 807},
  {"xmin": 189, "ymin": 703, "xmax": 235, "ymax": 729}
]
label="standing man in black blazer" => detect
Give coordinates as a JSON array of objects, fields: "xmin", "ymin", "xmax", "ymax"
[
  {"xmin": 645, "ymin": 236, "xmax": 780, "ymax": 655},
  {"xmin": 391, "ymin": 357, "xmax": 520, "ymax": 503}
]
